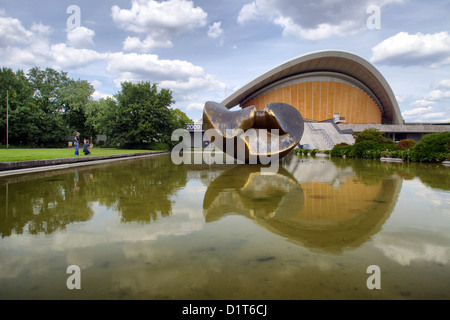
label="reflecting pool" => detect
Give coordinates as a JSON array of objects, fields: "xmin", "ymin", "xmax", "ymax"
[{"xmin": 0, "ymin": 153, "xmax": 449, "ymax": 299}]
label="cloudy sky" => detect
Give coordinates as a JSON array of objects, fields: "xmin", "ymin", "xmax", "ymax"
[{"xmin": 1, "ymin": 0, "xmax": 449, "ymax": 123}]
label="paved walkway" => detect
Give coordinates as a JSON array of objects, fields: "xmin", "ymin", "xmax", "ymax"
[{"xmin": 0, "ymin": 151, "xmax": 170, "ymax": 177}]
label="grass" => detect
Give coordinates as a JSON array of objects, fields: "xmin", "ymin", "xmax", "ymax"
[{"xmin": 0, "ymin": 148, "xmax": 165, "ymax": 162}]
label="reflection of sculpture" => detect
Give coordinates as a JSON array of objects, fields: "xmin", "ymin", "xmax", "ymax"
[
  {"xmin": 203, "ymin": 157, "xmax": 403, "ymax": 253},
  {"xmin": 203, "ymin": 165, "xmax": 304, "ymax": 222},
  {"xmin": 203, "ymin": 101, "xmax": 304, "ymax": 163}
]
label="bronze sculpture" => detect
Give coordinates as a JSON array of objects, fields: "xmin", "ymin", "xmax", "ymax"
[{"xmin": 203, "ymin": 101, "xmax": 304, "ymax": 163}]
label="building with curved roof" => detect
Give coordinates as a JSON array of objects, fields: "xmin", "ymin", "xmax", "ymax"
[{"xmin": 221, "ymin": 50, "xmax": 403, "ymax": 125}]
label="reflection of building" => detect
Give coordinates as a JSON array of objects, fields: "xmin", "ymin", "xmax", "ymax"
[{"xmin": 202, "ymin": 156, "xmax": 402, "ymax": 253}]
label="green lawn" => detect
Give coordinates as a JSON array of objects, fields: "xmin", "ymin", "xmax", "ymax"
[{"xmin": 0, "ymin": 148, "xmax": 165, "ymax": 162}]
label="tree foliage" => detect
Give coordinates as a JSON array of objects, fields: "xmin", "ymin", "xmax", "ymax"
[
  {"xmin": 96, "ymin": 81, "xmax": 190, "ymax": 149},
  {"xmin": 410, "ymin": 132, "xmax": 450, "ymax": 162},
  {"xmin": 1, "ymin": 67, "xmax": 191, "ymax": 149}
]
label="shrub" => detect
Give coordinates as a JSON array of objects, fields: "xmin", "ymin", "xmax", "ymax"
[
  {"xmin": 396, "ymin": 139, "xmax": 416, "ymax": 150},
  {"xmin": 353, "ymin": 128, "xmax": 384, "ymax": 143},
  {"xmin": 350, "ymin": 140, "xmax": 378, "ymax": 158},
  {"xmin": 410, "ymin": 132, "xmax": 450, "ymax": 162},
  {"xmin": 330, "ymin": 144, "xmax": 353, "ymax": 157},
  {"xmin": 335, "ymin": 142, "xmax": 349, "ymax": 147},
  {"xmin": 363, "ymin": 149, "xmax": 382, "ymax": 159},
  {"xmin": 95, "ymin": 140, "xmax": 105, "ymax": 147},
  {"xmin": 310, "ymin": 149, "xmax": 319, "ymax": 156},
  {"xmin": 149, "ymin": 142, "xmax": 170, "ymax": 151}
]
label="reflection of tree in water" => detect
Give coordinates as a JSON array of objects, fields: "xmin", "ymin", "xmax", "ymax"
[
  {"xmin": 330, "ymin": 157, "xmax": 450, "ymax": 190},
  {"xmin": 394, "ymin": 162, "xmax": 449, "ymax": 190},
  {"xmin": 0, "ymin": 171, "xmax": 93, "ymax": 238},
  {"xmin": 0, "ymin": 155, "xmax": 187, "ymax": 237},
  {"xmin": 100, "ymin": 155, "xmax": 188, "ymax": 223}
]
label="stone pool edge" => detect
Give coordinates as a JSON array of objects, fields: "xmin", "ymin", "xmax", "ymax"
[{"xmin": 0, "ymin": 151, "xmax": 171, "ymax": 177}]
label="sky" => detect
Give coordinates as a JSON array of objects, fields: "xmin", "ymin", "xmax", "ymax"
[{"xmin": 1, "ymin": 0, "xmax": 450, "ymax": 123}]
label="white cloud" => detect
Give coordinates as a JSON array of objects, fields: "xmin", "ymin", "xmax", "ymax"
[
  {"xmin": 123, "ymin": 36, "xmax": 173, "ymax": 52},
  {"xmin": 430, "ymin": 118, "xmax": 450, "ymax": 123},
  {"xmin": 437, "ymin": 79, "xmax": 450, "ymax": 89},
  {"xmin": 107, "ymin": 52, "xmax": 204, "ymax": 81},
  {"xmin": 409, "ymin": 100, "xmax": 436, "ymax": 108},
  {"xmin": 207, "ymin": 22, "xmax": 223, "ymax": 39},
  {"xmin": 207, "ymin": 22, "xmax": 224, "ymax": 46},
  {"xmin": 0, "ymin": 12, "xmax": 33, "ymax": 46},
  {"xmin": 402, "ymin": 106, "xmax": 433, "ymax": 117},
  {"xmin": 186, "ymin": 103, "xmax": 204, "ymax": 111},
  {"xmin": 422, "ymin": 112, "xmax": 445, "ymax": 119},
  {"xmin": 66, "ymin": 26, "xmax": 95, "ymax": 48},
  {"xmin": 237, "ymin": 2, "xmax": 259, "ymax": 25},
  {"xmin": 2, "ymin": 36, "xmax": 105, "ymax": 70},
  {"xmin": 274, "ymin": 16, "xmax": 359, "ymax": 41},
  {"xmin": 90, "ymin": 80, "xmax": 113, "ymax": 100},
  {"xmin": 49, "ymin": 44, "xmax": 107, "ymax": 69},
  {"xmin": 92, "ymin": 90, "xmax": 113, "ymax": 100},
  {"xmin": 402, "ymin": 105, "xmax": 449, "ymax": 123},
  {"xmin": 0, "ymin": 11, "xmax": 105, "ymax": 70},
  {"xmin": 402, "ymin": 80, "xmax": 450, "ymax": 123},
  {"xmin": 106, "ymin": 52, "xmax": 226, "ymax": 99},
  {"xmin": 425, "ymin": 89, "xmax": 450, "ymax": 101},
  {"xmin": 111, "ymin": 0, "xmax": 207, "ymax": 51},
  {"xmin": 371, "ymin": 31, "xmax": 450, "ymax": 67},
  {"xmin": 237, "ymin": 0, "xmax": 403, "ymax": 40},
  {"xmin": 395, "ymin": 94, "xmax": 410, "ymax": 103}
]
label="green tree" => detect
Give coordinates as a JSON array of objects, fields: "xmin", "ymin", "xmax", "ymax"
[
  {"xmin": 0, "ymin": 67, "xmax": 40, "ymax": 146},
  {"xmin": 98, "ymin": 81, "xmax": 180, "ymax": 148},
  {"xmin": 411, "ymin": 132, "xmax": 450, "ymax": 162},
  {"xmin": 59, "ymin": 79, "xmax": 95, "ymax": 136},
  {"xmin": 27, "ymin": 67, "xmax": 72, "ymax": 146},
  {"xmin": 353, "ymin": 127, "xmax": 385, "ymax": 143},
  {"xmin": 172, "ymin": 108, "xmax": 192, "ymax": 128}
]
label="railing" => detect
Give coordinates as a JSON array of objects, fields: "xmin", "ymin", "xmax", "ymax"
[{"xmin": 306, "ymin": 122, "xmax": 335, "ymax": 149}]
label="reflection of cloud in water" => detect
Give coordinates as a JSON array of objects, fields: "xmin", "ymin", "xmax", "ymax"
[
  {"xmin": 405, "ymin": 179, "xmax": 450, "ymax": 210},
  {"xmin": 374, "ymin": 232, "xmax": 450, "ymax": 266},
  {"xmin": 0, "ymin": 197, "xmax": 206, "ymax": 280},
  {"xmin": 373, "ymin": 177, "xmax": 450, "ymax": 266}
]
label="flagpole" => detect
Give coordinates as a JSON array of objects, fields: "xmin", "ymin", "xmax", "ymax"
[{"xmin": 6, "ymin": 89, "xmax": 9, "ymax": 150}]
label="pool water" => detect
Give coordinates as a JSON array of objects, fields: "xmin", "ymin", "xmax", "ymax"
[{"xmin": 0, "ymin": 153, "xmax": 449, "ymax": 299}]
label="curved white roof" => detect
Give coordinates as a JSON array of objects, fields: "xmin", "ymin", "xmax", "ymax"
[{"xmin": 221, "ymin": 50, "xmax": 402, "ymax": 124}]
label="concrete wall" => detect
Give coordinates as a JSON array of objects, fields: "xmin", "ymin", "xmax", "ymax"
[
  {"xmin": 338, "ymin": 123, "xmax": 450, "ymax": 142},
  {"xmin": 300, "ymin": 121, "xmax": 355, "ymax": 150}
]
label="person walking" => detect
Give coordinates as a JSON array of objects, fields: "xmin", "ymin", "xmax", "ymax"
[{"xmin": 74, "ymin": 132, "xmax": 80, "ymax": 155}]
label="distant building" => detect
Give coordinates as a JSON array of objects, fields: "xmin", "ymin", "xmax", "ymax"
[
  {"xmin": 186, "ymin": 50, "xmax": 448, "ymax": 150},
  {"xmin": 218, "ymin": 50, "xmax": 448, "ymax": 149},
  {"xmin": 222, "ymin": 50, "xmax": 402, "ymax": 125}
]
